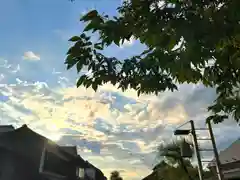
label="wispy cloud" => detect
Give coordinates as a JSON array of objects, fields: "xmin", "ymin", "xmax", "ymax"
[{"xmin": 22, "ymin": 51, "xmax": 40, "ymax": 61}]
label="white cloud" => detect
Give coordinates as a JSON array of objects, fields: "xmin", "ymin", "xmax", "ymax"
[
  {"xmin": 22, "ymin": 51, "xmax": 40, "ymax": 61},
  {"xmin": 120, "ymin": 36, "xmax": 135, "ymax": 48},
  {"xmin": 0, "ymin": 59, "xmax": 20, "ymax": 76}
]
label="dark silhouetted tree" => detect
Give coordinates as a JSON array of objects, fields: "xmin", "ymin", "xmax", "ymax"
[
  {"xmin": 110, "ymin": 171, "xmax": 123, "ymax": 180},
  {"xmin": 157, "ymin": 139, "xmax": 195, "ymax": 180}
]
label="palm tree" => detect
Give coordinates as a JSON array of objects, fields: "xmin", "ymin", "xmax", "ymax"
[
  {"xmin": 157, "ymin": 139, "xmax": 195, "ymax": 180},
  {"xmin": 110, "ymin": 171, "xmax": 123, "ymax": 180}
]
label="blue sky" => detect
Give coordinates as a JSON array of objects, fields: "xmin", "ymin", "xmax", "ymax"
[{"xmin": 0, "ymin": 0, "xmax": 240, "ymax": 179}]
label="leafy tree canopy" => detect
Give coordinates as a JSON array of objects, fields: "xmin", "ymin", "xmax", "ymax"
[
  {"xmin": 148, "ymin": 159, "xmax": 212, "ymax": 180},
  {"xmin": 66, "ymin": 0, "xmax": 240, "ymax": 124}
]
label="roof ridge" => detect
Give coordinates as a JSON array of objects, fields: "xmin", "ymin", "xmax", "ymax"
[
  {"xmin": 208, "ymin": 138, "xmax": 240, "ymax": 167},
  {"xmin": 220, "ymin": 138, "xmax": 240, "ymax": 153}
]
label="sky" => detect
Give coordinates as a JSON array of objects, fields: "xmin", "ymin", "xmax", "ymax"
[{"xmin": 0, "ymin": 0, "xmax": 240, "ymax": 179}]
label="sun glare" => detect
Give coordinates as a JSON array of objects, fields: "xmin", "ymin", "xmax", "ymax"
[
  {"xmin": 48, "ymin": 133, "xmax": 62, "ymax": 142},
  {"xmin": 46, "ymin": 123, "xmax": 59, "ymax": 132}
]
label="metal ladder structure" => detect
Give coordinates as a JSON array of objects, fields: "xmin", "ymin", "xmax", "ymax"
[
  {"xmin": 192, "ymin": 121, "xmax": 224, "ymax": 180},
  {"xmin": 175, "ymin": 120, "xmax": 225, "ymax": 180}
]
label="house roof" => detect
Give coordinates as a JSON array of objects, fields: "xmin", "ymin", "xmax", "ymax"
[
  {"xmin": 0, "ymin": 124, "xmax": 48, "ymax": 167},
  {"xmin": 0, "ymin": 125, "xmax": 15, "ymax": 134},
  {"xmin": 142, "ymin": 171, "xmax": 163, "ymax": 180},
  {"xmin": 61, "ymin": 146, "xmax": 78, "ymax": 156},
  {"xmin": 59, "ymin": 146, "xmax": 90, "ymax": 167},
  {"xmin": 142, "ymin": 161, "xmax": 169, "ymax": 180},
  {"xmin": 142, "ymin": 172, "xmax": 155, "ymax": 180},
  {"xmin": 0, "ymin": 124, "xmax": 104, "ymax": 173},
  {"xmin": 0, "ymin": 125, "xmax": 84, "ymax": 165},
  {"xmin": 208, "ymin": 138, "xmax": 240, "ymax": 167},
  {"xmin": 152, "ymin": 161, "xmax": 168, "ymax": 171},
  {"xmin": 84, "ymin": 161, "xmax": 107, "ymax": 180}
]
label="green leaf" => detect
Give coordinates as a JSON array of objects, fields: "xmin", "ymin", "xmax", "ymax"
[
  {"xmin": 76, "ymin": 75, "xmax": 87, "ymax": 87},
  {"xmin": 80, "ymin": 10, "xmax": 98, "ymax": 22},
  {"xmin": 76, "ymin": 62, "xmax": 83, "ymax": 73},
  {"xmin": 80, "ymin": 33, "xmax": 87, "ymax": 39},
  {"xmin": 206, "ymin": 114, "xmax": 229, "ymax": 124},
  {"xmin": 85, "ymin": 80, "xmax": 92, "ymax": 88},
  {"xmin": 84, "ymin": 22, "xmax": 96, "ymax": 32},
  {"xmin": 135, "ymin": 89, "xmax": 139, "ymax": 96},
  {"xmin": 67, "ymin": 46, "xmax": 79, "ymax": 55},
  {"xmin": 94, "ymin": 43, "xmax": 103, "ymax": 50},
  {"xmin": 68, "ymin": 36, "xmax": 80, "ymax": 42},
  {"xmin": 92, "ymin": 83, "xmax": 98, "ymax": 91},
  {"xmin": 65, "ymin": 55, "xmax": 78, "ymax": 70}
]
